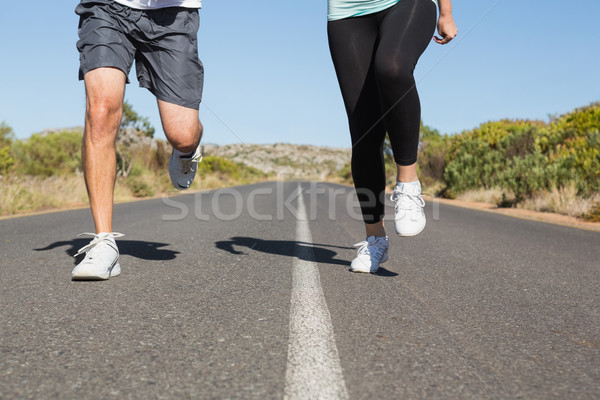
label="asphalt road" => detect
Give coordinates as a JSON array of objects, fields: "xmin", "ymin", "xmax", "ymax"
[{"xmin": 1, "ymin": 181, "xmax": 598, "ymax": 399}]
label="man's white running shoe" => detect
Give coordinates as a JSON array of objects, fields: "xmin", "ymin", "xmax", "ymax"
[
  {"xmin": 350, "ymin": 235, "xmax": 389, "ymax": 274},
  {"xmin": 392, "ymin": 182, "xmax": 426, "ymax": 236},
  {"xmin": 169, "ymin": 144, "xmax": 202, "ymax": 190},
  {"xmin": 71, "ymin": 233, "xmax": 124, "ymax": 280}
]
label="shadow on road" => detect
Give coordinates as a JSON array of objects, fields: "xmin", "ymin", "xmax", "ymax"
[
  {"xmin": 215, "ymin": 236, "xmax": 398, "ymax": 276},
  {"xmin": 35, "ymin": 239, "xmax": 180, "ymax": 265}
]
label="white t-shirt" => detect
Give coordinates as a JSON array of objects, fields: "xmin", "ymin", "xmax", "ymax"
[{"xmin": 113, "ymin": 0, "xmax": 202, "ymax": 9}]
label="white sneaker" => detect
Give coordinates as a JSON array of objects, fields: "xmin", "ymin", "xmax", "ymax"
[
  {"xmin": 350, "ymin": 236, "xmax": 389, "ymax": 274},
  {"xmin": 169, "ymin": 144, "xmax": 202, "ymax": 190},
  {"xmin": 71, "ymin": 233, "xmax": 124, "ymax": 280},
  {"xmin": 391, "ymin": 182, "xmax": 426, "ymax": 236}
]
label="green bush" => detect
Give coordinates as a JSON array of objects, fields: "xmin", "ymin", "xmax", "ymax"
[
  {"xmin": 443, "ymin": 102, "xmax": 600, "ymax": 204},
  {"xmin": 0, "ymin": 123, "xmax": 15, "ymax": 174},
  {"xmin": 444, "ymin": 120, "xmax": 545, "ymax": 193},
  {"xmin": 545, "ymin": 104, "xmax": 600, "ymax": 195},
  {"xmin": 126, "ymin": 175, "xmax": 155, "ymax": 197},
  {"xmin": 338, "ymin": 161, "xmax": 352, "ymax": 181},
  {"xmin": 418, "ymin": 124, "xmax": 450, "ymax": 186},
  {"xmin": 0, "ymin": 146, "xmax": 15, "ymax": 174},
  {"xmin": 13, "ymin": 130, "xmax": 83, "ymax": 176},
  {"xmin": 197, "ymin": 155, "xmax": 266, "ymax": 182},
  {"xmin": 0, "ymin": 122, "xmax": 14, "ymax": 148}
]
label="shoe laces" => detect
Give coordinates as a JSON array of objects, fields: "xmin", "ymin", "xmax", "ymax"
[
  {"xmin": 178, "ymin": 150, "xmax": 202, "ymax": 174},
  {"xmin": 75, "ymin": 232, "xmax": 124, "ymax": 258},
  {"xmin": 353, "ymin": 238, "xmax": 387, "ymax": 260},
  {"xmin": 391, "ymin": 188, "xmax": 425, "ymax": 213}
]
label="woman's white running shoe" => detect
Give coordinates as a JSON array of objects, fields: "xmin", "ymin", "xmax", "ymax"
[
  {"xmin": 71, "ymin": 233, "xmax": 124, "ymax": 280},
  {"xmin": 350, "ymin": 235, "xmax": 389, "ymax": 274},
  {"xmin": 391, "ymin": 182, "xmax": 426, "ymax": 236},
  {"xmin": 169, "ymin": 144, "xmax": 202, "ymax": 190}
]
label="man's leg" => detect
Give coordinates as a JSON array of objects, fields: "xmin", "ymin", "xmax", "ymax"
[
  {"xmin": 159, "ymin": 99, "xmax": 204, "ymax": 190},
  {"xmin": 82, "ymin": 67, "xmax": 127, "ymax": 233},
  {"xmin": 157, "ymin": 99, "xmax": 203, "ymax": 153}
]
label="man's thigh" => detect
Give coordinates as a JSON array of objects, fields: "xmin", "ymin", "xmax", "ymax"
[
  {"xmin": 135, "ymin": 8, "xmax": 204, "ymax": 110},
  {"xmin": 76, "ymin": 1, "xmax": 137, "ymax": 81},
  {"xmin": 157, "ymin": 99, "xmax": 200, "ymax": 136},
  {"xmin": 84, "ymin": 68, "xmax": 127, "ymax": 108}
]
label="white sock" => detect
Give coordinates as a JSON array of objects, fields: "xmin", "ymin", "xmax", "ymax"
[{"xmin": 396, "ymin": 180, "xmax": 420, "ymax": 189}]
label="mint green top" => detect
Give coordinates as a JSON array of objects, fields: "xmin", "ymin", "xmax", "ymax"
[{"xmin": 328, "ymin": 0, "xmax": 438, "ymax": 21}]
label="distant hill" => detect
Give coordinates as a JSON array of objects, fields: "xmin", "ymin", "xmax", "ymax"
[{"xmin": 202, "ymin": 143, "xmax": 351, "ymax": 180}]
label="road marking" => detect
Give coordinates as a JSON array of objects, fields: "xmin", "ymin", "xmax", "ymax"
[{"xmin": 284, "ymin": 184, "xmax": 349, "ymax": 400}]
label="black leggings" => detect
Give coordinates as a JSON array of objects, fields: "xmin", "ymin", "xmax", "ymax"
[{"xmin": 328, "ymin": 0, "xmax": 436, "ymax": 223}]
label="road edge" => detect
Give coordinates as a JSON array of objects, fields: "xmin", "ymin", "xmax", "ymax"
[{"xmin": 3, "ymin": 180, "xmax": 599, "ymax": 233}]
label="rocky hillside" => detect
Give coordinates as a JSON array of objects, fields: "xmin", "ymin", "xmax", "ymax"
[
  {"xmin": 37, "ymin": 127, "xmax": 351, "ymax": 180},
  {"xmin": 202, "ymin": 143, "xmax": 351, "ymax": 180}
]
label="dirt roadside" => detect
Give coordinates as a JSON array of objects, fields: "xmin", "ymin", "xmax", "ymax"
[
  {"xmin": 2, "ymin": 188, "xmax": 600, "ymax": 233},
  {"xmin": 426, "ymin": 196, "xmax": 600, "ymax": 233}
]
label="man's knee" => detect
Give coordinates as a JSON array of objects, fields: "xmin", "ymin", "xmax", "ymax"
[
  {"xmin": 83, "ymin": 68, "xmax": 126, "ymax": 134},
  {"xmin": 85, "ymin": 98, "xmax": 123, "ymax": 144},
  {"xmin": 168, "ymin": 121, "xmax": 201, "ymax": 152},
  {"xmin": 87, "ymin": 97, "xmax": 122, "ymax": 123},
  {"xmin": 86, "ymin": 95, "xmax": 123, "ymax": 125}
]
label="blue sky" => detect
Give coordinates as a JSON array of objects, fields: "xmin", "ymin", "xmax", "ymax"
[{"xmin": 0, "ymin": 0, "xmax": 598, "ymax": 148}]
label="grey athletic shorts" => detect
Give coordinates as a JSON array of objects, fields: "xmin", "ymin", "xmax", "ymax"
[{"xmin": 76, "ymin": 0, "xmax": 204, "ymax": 109}]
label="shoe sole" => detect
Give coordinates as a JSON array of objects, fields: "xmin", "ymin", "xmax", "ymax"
[
  {"xmin": 396, "ymin": 224, "xmax": 426, "ymax": 237},
  {"xmin": 395, "ymin": 218, "xmax": 426, "ymax": 237},
  {"xmin": 349, "ymin": 253, "xmax": 388, "ymax": 274},
  {"xmin": 350, "ymin": 267, "xmax": 377, "ymax": 274},
  {"xmin": 72, "ymin": 261, "xmax": 120, "ymax": 281}
]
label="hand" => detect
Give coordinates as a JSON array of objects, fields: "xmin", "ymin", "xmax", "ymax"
[{"xmin": 434, "ymin": 15, "xmax": 458, "ymax": 45}]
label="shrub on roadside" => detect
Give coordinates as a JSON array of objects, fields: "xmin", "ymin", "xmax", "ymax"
[
  {"xmin": 12, "ymin": 130, "xmax": 83, "ymax": 176},
  {"xmin": 584, "ymin": 201, "xmax": 600, "ymax": 222},
  {"xmin": 197, "ymin": 155, "xmax": 267, "ymax": 182},
  {"xmin": 443, "ymin": 102, "xmax": 600, "ymax": 210},
  {"xmin": 126, "ymin": 175, "xmax": 155, "ymax": 197},
  {"xmin": 418, "ymin": 123, "xmax": 450, "ymax": 188},
  {"xmin": 0, "ymin": 122, "xmax": 15, "ymax": 175},
  {"xmin": 0, "ymin": 146, "xmax": 14, "ymax": 174}
]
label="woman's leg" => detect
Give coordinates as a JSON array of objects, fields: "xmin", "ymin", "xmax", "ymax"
[
  {"xmin": 374, "ymin": 0, "xmax": 437, "ymax": 168},
  {"xmin": 328, "ymin": 15, "xmax": 388, "ymax": 234},
  {"xmin": 372, "ymin": 0, "xmax": 437, "ymax": 237}
]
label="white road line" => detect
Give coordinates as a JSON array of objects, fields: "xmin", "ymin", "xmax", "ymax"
[{"xmin": 284, "ymin": 184, "xmax": 349, "ymax": 400}]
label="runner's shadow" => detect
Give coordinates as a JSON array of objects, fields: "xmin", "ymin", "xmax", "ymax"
[
  {"xmin": 215, "ymin": 236, "xmax": 399, "ymax": 276},
  {"xmin": 35, "ymin": 239, "xmax": 180, "ymax": 265},
  {"xmin": 216, "ymin": 236, "xmax": 350, "ymax": 266}
]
